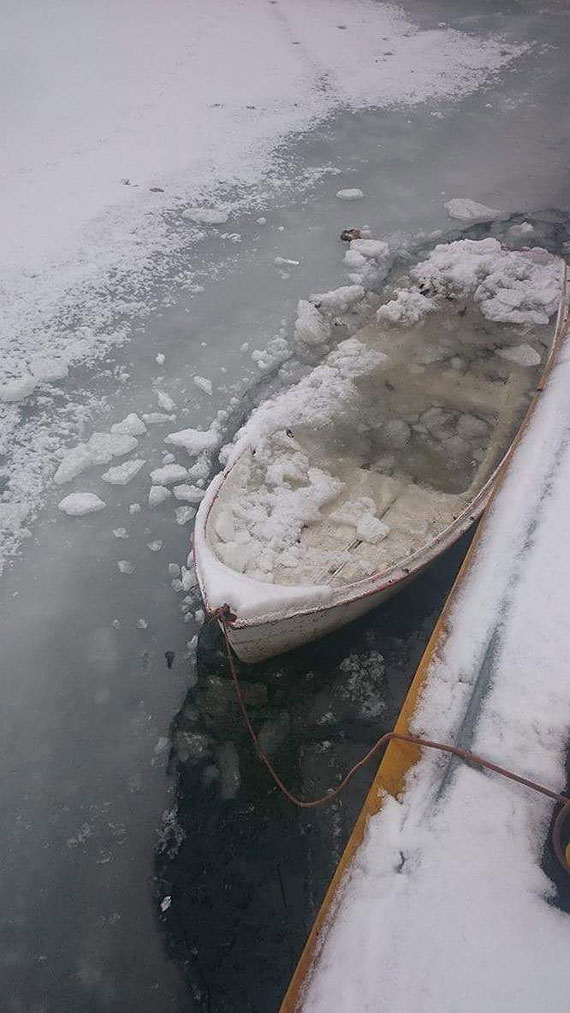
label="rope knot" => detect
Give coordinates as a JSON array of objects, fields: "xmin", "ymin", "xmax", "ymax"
[{"xmin": 212, "ymin": 603, "xmax": 237, "ymax": 625}]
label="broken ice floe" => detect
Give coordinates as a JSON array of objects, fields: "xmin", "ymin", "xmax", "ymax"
[
  {"xmin": 149, "ymin": 464, "xmax": 188, "ymax": 486},
  {"xmin": 58, "ymin": 493, "xmax": 107, "ymax": 517},
  {"xmin": 336, "ymin": 188, "xmax": 364, "ymax": 200},
  {"xmin": 497, "ymin": 343, "xmax": 541, "ymax": 367},
  {"xmin": 164, "ymin": 426, "xmax": 221, "ymax": 456},
  {"xmin": 54, "ymin": 433, "xmax": 139, "ymax": 485},
  {"xmin": 444, "ymin": 198, "xmax": 505, "ymax": 222},
  {"xmin": 175, "ymin": 506, "xmax": 196, "ymax": 525},
  {"xmin": 148, "ymin": 485, "xmax": 172, "ymax": 508},
  {"xmin": 172, "ymin": 484, "xmax": 205, "ymax": 503},
  {"xmin": 111, "ymin": 414, "xmax": 147, "ymax": 436},
  {"xmin": 102, "ymin": 459, "xmax": 146, "ymax": 485},
  {"xmin": 157, "ymin": 390, "xmax": 176, "ymax": 412},
  {"xmin": 379, "ymin": 239, "xmax": 561, "ymax": 327},
  {"xmin": 117, "ymin": 560, "xmax": 136, "ymax": 574},
  {"xmin": 193, "ymin": 376, "xmax": 213, "ymax": 396}
]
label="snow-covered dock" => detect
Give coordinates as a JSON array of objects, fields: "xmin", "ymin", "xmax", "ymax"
[{"xmin": 281, "ymin": 276, "xmax": 570, "ymax": 1012}]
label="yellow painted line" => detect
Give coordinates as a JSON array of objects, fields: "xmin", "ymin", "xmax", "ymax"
[{"xmin": 279, "ymin": 263, "xmax": 570, "ymax": 1013}]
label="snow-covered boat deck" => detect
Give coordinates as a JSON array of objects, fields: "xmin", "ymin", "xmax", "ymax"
[{"xmin": 280, "ymin": 275, "xmax": 570, "ymax": 1012}]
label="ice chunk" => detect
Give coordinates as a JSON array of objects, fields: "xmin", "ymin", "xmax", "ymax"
[
  {"xmin": 168, "ymin": 563, "xmax": 181, "ymax": 578},
  {"xmin": 54, "ymin": 432, "xmax": 138, "ymax": 484},
  {"xmin": 117, "ymin": 560, "xmax": 135, "ymax": 574},
  {"xmin": 0, "ymin": 375, "xmax": 37, "ymax": 402},
  {"xmin": 136, "ymin": 618, "xmax": 148, "ymax": 629},
  {"xmin": 29, "ymin": 356, "xmax": 68, "ymax": 381},
  {"xmin": 112, "ymin": 528, "xmax": 129, "ymax": 539},
  {"xmin": 53, "ymin": 445, "xmax": 92, "ymax": 484},
  {"xmin": 58, "ymin": 493, "xmax": 106, "ymax": 516},
  {"xmin": 216, "ymin": 541, "xmax": 252, "ymax": 573},
  {"xmin": 180, "ymin": 565, "xmax": 197, "ymax": 591},
  {"xmin": 111, "ymin": 413, "xmax": 147, "ymax": 436},
  {"xmin": 377, "ymin": 290, "xmax": 436, "ymax": 326},
  {"xmin": 142, "ymin": 413, "xmax": 175, "ymax": 424},
  {"xmin": 193, "ymin": 375, "xmax": 213, "ymax": 396},
  {"xmin": 214, "ymin": 509, "xmax": 236, "ymax": 542},
  {"xmin": 330, "ymin": 497, "xmax": 377, "ymax": 526},
  {"xmin": 148, "ymin": 485, "xmax": 172, "ymax": 508},
  {"xmin": 146, "ymin": 539, "xmax": 163, "ymax": 552},
  {"xmin": 409, "ymin": 240, "xmax": 561, "ymax": 325},
  {"xmin": 349, "ymin": 238, "xmax": 389, "ymax": 260},
  {"xmin": 336, "ymin": 188, "xmax": 364, "ymax": 200},
  {"xmin": 344, "ymin": 249, "xmax": 367, "ymax": 269},
  {"xmin": 149, "ymin": 464, "xmax": 188, "ymax": 485},
  {"xmin": 155, "ymin": 353, "xmax": 166, "ymax": 366},
  {"xmin": 88, "ymin": 433, "xmax": 138, "ymax": 465},
  {"xmin": 165, "ymin": 426, "xmax": 221, "ymax": 456},
  {"xmin": 129, "ymin": 503, "xmax": 141, "ymax": 515},
  {"xmin": 181, "ymin": 206, "xmax": 228, "ymax": 224},
  {"xmin": 173, "ymin": 484, "xmax": 205, "ymax": 503},
  {"xmin": 497, "ymin": 344, "xmax": 541, "ymax": 367},
  {"xmin": 312, "ymin": 285, "xmax": 365, "ymax": 314},
  {"xmin": 444, "ymin": 198, "xmax": 505, "ymax": 221},
  {"xmin": 294, "ymin": 300, "xmax": 329, "ymax": 347},
  {"xmin": 223, "ymin": 337, "xmax": 387, "ymax": 475},
  {"xmin": 356, "ymin": 513, "xmax": 390, "ymax": 544},
  {"xmin": 102, "ymin": 458, "xmax": 146, "ymax": 485},
  {"xmin": 187, "ymin": 454, "xmax": 211, "ymax": 482},
  {"xmin": 157, "ymin": 390, "xmax": 176, "ymax": 412},
  {"xmin": 274, "ymin": 256, "xmax": 300, "ymax": 267},
  {"xmin": 508, "ymin": 222, "xmax": 534, "ymax": 239},
  {"xmin": 175, "ymin": 505, "xmax": 196, "ymax": 525}
]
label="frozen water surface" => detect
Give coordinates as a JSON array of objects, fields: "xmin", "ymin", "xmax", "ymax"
[{"xmin": 1, "ymin": 0, "xmax": 570, "ymax": 1010}]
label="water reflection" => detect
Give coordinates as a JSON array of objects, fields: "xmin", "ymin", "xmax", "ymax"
[{"xmin": 154, "ymin": 535, "xmax": 470, "ymax": 1012}]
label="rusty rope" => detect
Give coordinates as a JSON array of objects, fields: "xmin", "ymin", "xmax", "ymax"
[{"xmin": 212, "ymin": 606, "xmax": 570, "ymax": 874}]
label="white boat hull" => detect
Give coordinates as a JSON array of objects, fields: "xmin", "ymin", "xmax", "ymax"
[
  {"xmin": 221, "ymin": 567, "xmax": 421, "ymax": 663},
  {"xmin": 194, "ymin": 263, "xmax": 569, "ymax": 664}
]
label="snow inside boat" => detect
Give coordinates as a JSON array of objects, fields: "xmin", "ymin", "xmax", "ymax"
[{"xmin": 195, "ymin": 244, "xmax": 568, "ymax": 662}]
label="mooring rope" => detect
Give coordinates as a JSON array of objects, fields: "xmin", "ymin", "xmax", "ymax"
[{"xmin": 212, "ymin": 605, "xmax": 570, "ymax": 874}]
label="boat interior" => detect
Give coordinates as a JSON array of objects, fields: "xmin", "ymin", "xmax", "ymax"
[{"xmin": 209, "ymin": 301, "xmax": 555, "ymax": 589}]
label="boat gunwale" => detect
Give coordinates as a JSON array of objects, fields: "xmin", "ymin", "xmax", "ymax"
[{"xmin": 196, "ymin": 260, "xmax": 569, "ymax": 631}]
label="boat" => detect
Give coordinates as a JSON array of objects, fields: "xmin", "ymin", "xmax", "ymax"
[{"xmin": 195, "ymin": 245, "xmax": 569, "ymax": 663}]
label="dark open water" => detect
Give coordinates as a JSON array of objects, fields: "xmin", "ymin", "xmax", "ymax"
[{"xmin": 153, "ymin": 534, "xmax": 472, "ymax": 1012}]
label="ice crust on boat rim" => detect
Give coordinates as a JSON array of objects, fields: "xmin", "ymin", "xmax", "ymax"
[{"xmin": 198, "ymin": 241, "xmax": 561, "ymax": 614}]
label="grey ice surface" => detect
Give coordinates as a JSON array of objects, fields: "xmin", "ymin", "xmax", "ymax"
[{"xmin": 1, "ymin": 2, "xmax": 569, "ymax": 1011}]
